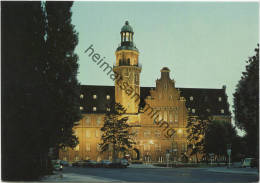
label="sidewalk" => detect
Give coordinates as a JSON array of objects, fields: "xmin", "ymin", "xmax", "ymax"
[
  {"xmin": 206, "ymin": 167, "xmax": 259, "ymax": 175},
  {"xmin": 41, "ymin": 172, "xmax": 122, "ymax": 182}
]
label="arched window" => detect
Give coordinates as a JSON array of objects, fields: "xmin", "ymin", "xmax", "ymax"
[{"xmin": 126, "ymin": 32, "xmax": 129, "ymax": 41}]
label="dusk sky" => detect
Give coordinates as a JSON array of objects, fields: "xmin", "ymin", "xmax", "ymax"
[{"xmin": 71, "ymin": 2, "xmax": 259, "ymax": 134}]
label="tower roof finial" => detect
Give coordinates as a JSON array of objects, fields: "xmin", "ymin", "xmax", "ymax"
[{"xmin": 121, "ymin": 21, "xmax": 133, "ymax": 33}]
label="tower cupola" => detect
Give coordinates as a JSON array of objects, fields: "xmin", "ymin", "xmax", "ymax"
[{"xmin": 117, "ymin": 21, "xmax": 138, "ymax": 52}]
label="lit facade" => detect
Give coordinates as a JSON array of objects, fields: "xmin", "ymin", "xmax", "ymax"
[{"xmin": 59, "ymin": 21, "xmax": 231, "ymax": 163}]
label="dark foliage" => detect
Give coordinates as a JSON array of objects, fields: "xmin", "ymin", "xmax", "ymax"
[
  {"xmin": 100, "ymin": 103, "xmax": 135, "ymax": 162},
  {"xmin": 1, "ymin": 1, "xmax": 80, "ymax": 180},
  {"xmin": 186, "ymin": 116, "xmax": 208, "ymax": 162},
  {"xmin": 204, "ymin": 120, "xmax": 242, "ymax": 162},
  {"xmin": 233, "ymin": 44, "xmax": 259, "ymax": 159}
]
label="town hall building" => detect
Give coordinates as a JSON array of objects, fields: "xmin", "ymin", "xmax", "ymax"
[{"xmin": 59, "ymin": 21, "xmax": 231, "ymax": 163}]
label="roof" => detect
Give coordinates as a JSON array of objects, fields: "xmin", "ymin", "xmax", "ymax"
[
  {"xmin": 121, "ymin": 21, "xmax": 134, "ymax": 33},
  {"xmin": 79, "ymin": 85, "xmax": 231, "ymax": 116}
]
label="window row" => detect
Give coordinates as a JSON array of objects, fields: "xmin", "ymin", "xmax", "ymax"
[
  {"xmin": 80, "ymin": 106, "xmax": 110, "ymax": 112},
  {"xmin": 75, "ymin": 116, "xmax": 104, "ymax": 126},
  {"xmin": 188, "ymin": 108, "xmax": 225, "ymax": 114},
  {"xmin": 142, "ymin": 130, "xmax": 186, "ymax": 138},
  {"xmin": 143, "ymin": 143, "xmax": 187, "ymax": 152},
  {"xmin": 189, "ymin": 96, "xmax": 223, "ymax": 102},
  {"xmin": 74, "ymin": 143, "xmax": 101, "ymax": 152},
  {"xmin": 75, "ymin": 129, "xmax": 101, "ymax": 138},
  {"xmin": 156, "ymin": 111, "xmax": 178, "ymax": 123},
  {"xmin": 80, "ymin": 94, "xmax": 111, "ymax": 100}
]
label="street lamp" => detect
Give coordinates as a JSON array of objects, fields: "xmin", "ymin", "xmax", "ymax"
[
  {"xmin": 177, "ymin": 128, "xmax": 183, "ymax": 134},
  {"xmin": 227, "ymin": 144, "xmax": 232, "ymax": 168}
]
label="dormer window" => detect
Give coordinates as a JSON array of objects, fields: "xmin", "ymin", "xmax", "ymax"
[
  {"xmin": 93, "ymin": 107, "xmax": 97, "ymax": 111},
  {"xmin": 93, "ymin": 95, "xmax": 97, "ymax": 99},
  {"xmin": 106, "ymin": 95, "xmax": 110, "ymax": 100},
  {"xmin": 80, "ymin": 94, "xmax": 84, "ymax": 99},
  {"xmin": 190, "ymin": 96, "xmax": 193, "ymax": 101},
  {"xmin": 218, "ymin": 97, "xmax": 222, "ymax": 102}
]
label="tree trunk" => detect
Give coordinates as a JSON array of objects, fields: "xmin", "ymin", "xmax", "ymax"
[
  {"xmin": 195, "ymin": 153, "xmax": 198, "ymax": 164},
  {"xmin": 112, "ymin": 143, "xmax": 117, "ymax": 163}
]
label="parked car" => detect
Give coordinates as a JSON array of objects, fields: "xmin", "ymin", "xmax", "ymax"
[
  {"xmin": 99, "ymin": 160, "xmax": 112, "ymax": 168},
  {"xmin": 250, "ymin": 158, "xmax": 258, "ymax": 168},
  {"xmin": 242, "ymin": 158, "xmax": 254, "ymax": 168},
  {"xmin": 60, "ymin": 160, "xmax": 69, "ymax": 167},
  {"xmin": 72, "ymin": 160, "xmax": 86, "ymax": 167},
  {"xmin": 51, "ymin": 160, "xmax": 63, "ymax": 171},
  {"xmin": 109, "ymin": 158, "xmax": 129, "ymax": 168},
  {"xmin": 84, "ymin": 160, "xmax": 98, "ymax": 167}
]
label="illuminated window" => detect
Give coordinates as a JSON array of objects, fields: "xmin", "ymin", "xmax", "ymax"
[
  {"xmin": 172, "ymin": 142, "xmax": 178, "ymax": 152},
  {"xmin": 163, "ymin": 111, "xmax": 167, "ymax": 121},
  {"xmin": 85, "ymin": 117, "xmax": 90, "ymax": 125},
  {"xmin": 175, "ymin": 112, "xmax": 178, "ymax": 123},
  {"xmin": 169, "ymin": 113, "xmax": 173, "ymax": 123},
  {"xmin": 96, "ymin": 116, "xmax": 102, "ymax": 125},
  {"xmin": 221, "ymin": 109, "xmax": 225, "ymax": 114},
  {"xmin": 192, "ymin": 109, "xmax": 196, "ymax": 114},
  {"xmin": 86, "ymin": 143, "xmax": 91, "ymax": 152},
  {"xmin": 126, "ymin": 32, "xmax": 129, "ymax": 41},
  {"xmin": 93, "ymin": 107, "xmax": 97, "ymax": 111},
  {"xmin": 95, "ymin": 130, "xmax": 99, "ymax": 138},
  {"xmin": 106, "ymin": 95, "xmax": 110, "ymax": 100},
  {"xmin": 144, "ymin": 144, "xmax": 150, "ymax": 151},
  {"xmin": 155, "ymin": 144, "xmax": 161, "ymax": 151},
  {"xmin": 144, "ymin": 130, "xmax": 151, "ymax": 137},
  {"xmin": 80, "ymin": 94, "xmax": 84, "ymax": 99},
  {"xmin": 86, "ymin": 130, "xmax": 91, "ymax": 138},
  {"xmin": 218, "ymin": 97, "xmax": 222, "ymax": 102},
  {"xmin": 80, "ymin": 106, "xmax": 83, "ymax": 110},
  {"xmin": 188, "ymin": 108, "xmax": 191, "ymax": 111},
  {"xmin": 159, "ymin": 112, "xmax": 162, "ymax": 121},
  {"xmin": 85, "ymin": 156, "xmax": 90, "ymax": 160},
  {"xmin": 155, "ymin": 130, "xmax": 161, "ymax": 137},
  {"xmin": 190, "ymin": 96, "xmax": 193, "ymax": 101},
  {"xmin": 93, "ymin": 95, "xmax": 97, "ymax": 99},
  {"xmin": 106, "ymin": 107, "xmax": 110, "ymax": 112},
  {"xmin": 206, "ymin": 108, "xmax": 211, "ymax": 112}
]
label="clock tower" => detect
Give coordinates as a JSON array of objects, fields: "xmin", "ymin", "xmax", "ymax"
[{"xmin": 113, "ymin": 21, "xmax": 141, "ymax": 115}]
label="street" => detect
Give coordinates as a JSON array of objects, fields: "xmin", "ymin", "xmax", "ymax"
[{"xmin": 43, "ymin": 165, "xmax": 259, "ymax": 183}]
